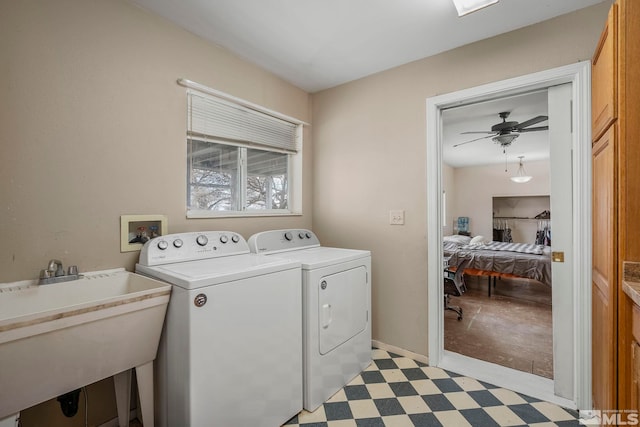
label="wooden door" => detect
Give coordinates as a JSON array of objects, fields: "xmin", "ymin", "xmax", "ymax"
[{"xmin": 592, "ymin": 125, "xmax": 617, "ymax": 410}]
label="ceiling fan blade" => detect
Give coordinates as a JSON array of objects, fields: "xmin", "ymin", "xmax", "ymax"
[
  {"xmin": 518, "ymin": 126, "xmax": 549, "ymax": 133},
  {"xmin": 516, "ymin": 115, "xmax": 548, "ymax": 129},
  {"xmin": 460, "ymin": 131, "xmax": 495, "ymax": 135},
  {"xmin": 453, "ymin": 134, "xmax": 495, "ymax": 147}
]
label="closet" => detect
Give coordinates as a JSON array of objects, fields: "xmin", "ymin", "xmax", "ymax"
[
  {"xmin": 591, "ymin": 0, "xmax": 640, "ymax": 414},
  {"xmin": 492, "ymin": 195, "xmax": 550, "ymax": 244}
]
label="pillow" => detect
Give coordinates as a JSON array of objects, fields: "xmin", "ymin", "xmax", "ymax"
[
  {"xmin": 443, "ymin": 235, "xmax": 472, "ymax": 245},
  {"xmin": 469, "ymin": 235, "xmax": 488, "ymax": 245}
]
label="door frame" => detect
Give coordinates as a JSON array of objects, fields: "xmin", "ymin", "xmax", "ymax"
[{"xmin": 426, "ymin": 61, "xmax": 591, "ymax": 409}]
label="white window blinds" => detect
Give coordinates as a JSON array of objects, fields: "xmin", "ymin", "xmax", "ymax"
[{"xmin": 187, "ymin": 90, "xmax": 299, "ymax": 153}]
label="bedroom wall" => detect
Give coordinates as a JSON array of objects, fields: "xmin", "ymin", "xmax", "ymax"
[
  {"xmin": 311, "ymin": 3, "xmax": 610, "ymax": 356},
  {"xmin": 451, "ymin": 159, "xmax": 551, "ymax": 241},
  {"xmin": 1, "ymin": 0, "xmax": 311, "ymax": 424}
]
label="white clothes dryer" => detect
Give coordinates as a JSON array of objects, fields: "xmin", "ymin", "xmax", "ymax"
[
  {"xmin": 136, "ymin": 231, "xmax": 302, "ymax": 427},
  {"xmin": 248, "ymin": 229, "xmax": 371, "ymax": 411}
]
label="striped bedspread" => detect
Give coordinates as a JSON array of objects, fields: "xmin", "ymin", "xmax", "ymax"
[
  {"xmin": 462, "ymin": 241, "xmax": 546, "ymax": 255},
  {"xmin": 444, "ymin": 239, "xmax": 552, "ymax": 287}
]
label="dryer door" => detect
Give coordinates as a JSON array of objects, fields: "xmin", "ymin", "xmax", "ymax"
[{"xmin": 318, "ymin": 266, "xmax": 368, "ymax": 355}]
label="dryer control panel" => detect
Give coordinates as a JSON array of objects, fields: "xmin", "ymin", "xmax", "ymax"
[
  {"xmin": 138, "ymin": 231, "xmax": 248, "ymax": 266},
  {"xmin": 248, "ymin": 229, "xmax": 321, "ymax": 254}
]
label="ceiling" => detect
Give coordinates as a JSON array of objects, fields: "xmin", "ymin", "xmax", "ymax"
[
  {"xmin": 130, "ymin": 0, "xmax": 606, "ymax": 93},
  {"xmin": 442, "ymin": 90, "xmax": 549, "ymax": 168}
]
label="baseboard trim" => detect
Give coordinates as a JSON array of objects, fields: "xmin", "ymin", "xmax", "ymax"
[{"xmin": 371, "ymin": 340, "xmax": 429, "ymax": 365}]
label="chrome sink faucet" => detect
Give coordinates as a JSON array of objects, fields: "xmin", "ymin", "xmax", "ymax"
[
  {"xmin": 39, "ymin": 259, "xmax": 80, "ymax": 285},
  {"xmin": 48, "ymin": 259, "xmax": 64, "ymax": 277}
]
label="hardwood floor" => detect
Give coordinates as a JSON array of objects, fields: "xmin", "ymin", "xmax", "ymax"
[{"xmin": 444, "ymin": 275, "xmax": 553, "ymax": 379}]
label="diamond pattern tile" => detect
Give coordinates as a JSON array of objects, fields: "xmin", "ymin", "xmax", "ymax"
[{"xmin": 283, "ymin": 348, "xmax": 578, "ymax": 426}]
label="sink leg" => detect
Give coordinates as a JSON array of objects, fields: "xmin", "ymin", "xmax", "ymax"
[
  {"xmin": 135, "ymin": 362, "xmax": 154, "ymax": 427},
  {"xmin": 113, "ymin": 370, "xmax": 131, "ymax": 427}
]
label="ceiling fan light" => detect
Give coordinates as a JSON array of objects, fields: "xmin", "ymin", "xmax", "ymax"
[
  {"xmin": 510, "ymin": 156, "xmax": 532, "ymax": 183},
  {"xmin": 452, "ymin": 0, "xmax": 499, "ymax": 16},
  {"xmin": 492, "ymin": 133, "xmax": 518, "ymax": 146}
]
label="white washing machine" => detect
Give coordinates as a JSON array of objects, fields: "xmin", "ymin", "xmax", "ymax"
[
  {"xmin": 135, "ymin": 231, "xmax": 302, "ymax": 427},
  {"xmin": 248, "ymin": 229, "xmax": 371, "ymax": 411}
]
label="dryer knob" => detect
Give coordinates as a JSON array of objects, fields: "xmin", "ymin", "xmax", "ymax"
[
  {"xmin": 220, "ymin": 235, "xmax": 229, "ymax": 244},
  {"xmin": 157, "ymin": 240, "xmax": 168, "ymax": 250},
  {"xmin": 305, "ymin": 232, "xmax": 312, "ymax": 239},
  {"xmin": 173, "ymin": 239, "xmax": 183, "ymax": 248},
  {"xmin": 231, "ymin": 235, "xmax": 240, "ymax": 243},
  {"xmin": 196, "ymin": 235, "xmax": 208, "ymax": 246},
  {"xmin": 284, "ymin": 232, "xmax": 293, "ymax": 241},
  {"xmin": 298, "ymin": 232, "xmax": 305, "ymax": 239}
]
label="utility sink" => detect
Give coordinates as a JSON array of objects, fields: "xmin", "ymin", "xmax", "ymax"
[{"xmin": 0, "ymin": 268, "xmax": 171, "ymax": 424}]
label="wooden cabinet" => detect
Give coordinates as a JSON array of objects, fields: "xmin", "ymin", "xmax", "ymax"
[
  {"xmin": 632, "ymin": 305, "xmax": 640, "ymax": 410},
  {"xmin": 592, "ymin": 0, "xmax": 640, "ymax": 415},
  {"xmin": 632, "ymin": 342, "xmax": 640, "ymax": 410},
  {"xmin": 592, "ymin": 124, "xmax": 617, "ymax": 411},
  {"xmin": 591, "ymin": 4, "xmax": 617, "ymax": 142},
  {"xmin": 592, "ymin": 5, "xmax": 619, "ymax": 413}
]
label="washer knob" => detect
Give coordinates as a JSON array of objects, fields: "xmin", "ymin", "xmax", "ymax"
[
  {"xmin": 306, "ymin": 232, "xmax": 312, "ymax": 239},
  {"xmin": 231, "ymin": 235, "xmax": 240, "ymax": 243},
  {"xmin": 220, "ymin": 235, "xmax": 229, "ymax": 244},
  {"xmin": 173, "ymin": 239, "xmax": 183, "ymax": 248},
  {"xmin": 284, "ymin": 232, "xmax": 293, "ymax": 241},
  {"xmin": 298, "ymin": 232, "xmax": 305, "ymax": 239},
  {"xmin": 196, "ymin": 235, "xmax": 208, "ymax": 246},
  {"xmin": 157, "ymin": 240, "xmax": 168, "ymax": 250}
]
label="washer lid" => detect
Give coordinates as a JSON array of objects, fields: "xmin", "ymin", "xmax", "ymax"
[
  {"xmin": 135, "ymin": 254, "xmax": 300, "ymax": 290},
  {"xmin": 265, "ymin": 247, "xmax": 370, "ymax": 270}
]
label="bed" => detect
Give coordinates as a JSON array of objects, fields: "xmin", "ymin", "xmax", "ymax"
[{"xmin": 443, "ymin": 235, "xmax": 552, "ymax": 291}]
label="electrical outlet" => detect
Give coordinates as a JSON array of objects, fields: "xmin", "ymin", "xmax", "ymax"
[{"xmin": 389, "ymin": 210, "xmax": 405, "ymax": 225}]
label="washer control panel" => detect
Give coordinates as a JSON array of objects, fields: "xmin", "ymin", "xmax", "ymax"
[
  {"xmin": 138, "ymin": 231, "xmax": 248, "ymax": 266},
  {"xmin": 248, "ymin": 229, "xmax": 321, "ymax": 254}
]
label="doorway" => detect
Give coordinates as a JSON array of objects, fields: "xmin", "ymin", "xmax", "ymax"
[
  {"xmin": 426, "ymin": 62, "xmax": 591, "ymax": 410},
  {"xmin": 441, "ymin": 90, "xmax": 555, "ymax": 379}
]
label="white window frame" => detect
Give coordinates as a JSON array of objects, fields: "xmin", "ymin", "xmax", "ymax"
[{"xmin": 179, "ymin": 79, "xmax": 305, "ymax": 218}]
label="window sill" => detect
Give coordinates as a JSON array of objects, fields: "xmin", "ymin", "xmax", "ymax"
[{"xmin": 187, "ymin": 210, "xmax": 303, "ymax": 219}]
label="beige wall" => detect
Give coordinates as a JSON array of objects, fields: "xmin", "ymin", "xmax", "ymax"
[
  {"xmin": 0, "ymin": 0, "xmax": 312, "ymax": 284},
  {"xmin": 0, "ymin": 0, "xmax": 311, "ymax": 424},
  {"xmin": 311, "ymin": 3, "xmax": 610, "ymax": 356},
  {"xmin": 451, "ymin": 159, "xmax": 551, "ymax": 239}
]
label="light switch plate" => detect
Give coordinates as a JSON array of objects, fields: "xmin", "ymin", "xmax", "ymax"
[{"xmin": 389, "ymin": 210, "xmax": 405, "ymax": 225}]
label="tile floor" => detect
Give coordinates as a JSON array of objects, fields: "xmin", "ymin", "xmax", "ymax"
[{"xmin": 283, "ymin": 348, "xmax": 578, "ymax": 426}]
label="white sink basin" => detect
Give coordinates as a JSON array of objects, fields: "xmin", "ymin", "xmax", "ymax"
[{"xmin": 0, "ymin": 268, "xmax": 171, "ymax": 420}]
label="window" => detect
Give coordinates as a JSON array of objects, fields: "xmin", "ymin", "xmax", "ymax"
[{"xmin": 185, "ymin": 86, "xmax": 303, "ymax": 217}]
